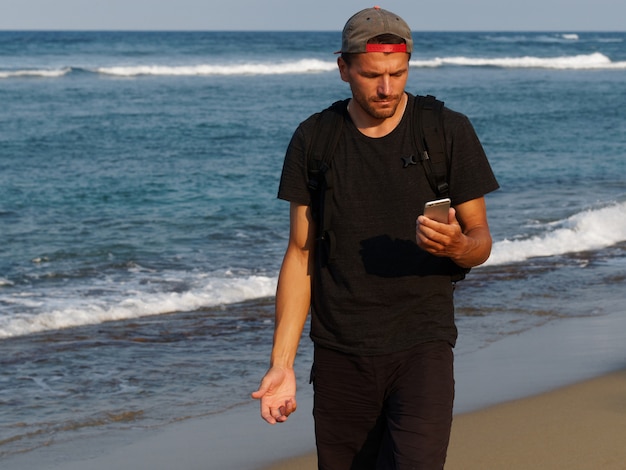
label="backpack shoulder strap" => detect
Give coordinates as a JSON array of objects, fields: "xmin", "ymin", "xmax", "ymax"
[
  {"xmin": 413, "ymin": 95, "xmax": 450, "ymax": 198},
  {"xmin": 413, "ymin": 95, "xmax": 471, "ymax": 281},
  {"xmin": 306, "ymin": 99, "xmax": 347, "ymax": 266},
  {"xmin": 306, "ymin": 99, "xmax": 346, "ymax": 191}
]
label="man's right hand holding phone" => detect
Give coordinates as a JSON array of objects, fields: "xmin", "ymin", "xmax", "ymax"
[{"xmin": 416, "ymin": 197, "xmax": 494, "ymax": 269}]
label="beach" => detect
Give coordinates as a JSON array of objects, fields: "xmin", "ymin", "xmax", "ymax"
[{"xmin": 4, "ymin": 309, "xmax": 624, "ymax": 470}]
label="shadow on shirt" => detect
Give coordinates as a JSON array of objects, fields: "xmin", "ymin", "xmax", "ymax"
[{"xmin": 359, "ymin": 235, "xmax": 462, "ymax": 278}]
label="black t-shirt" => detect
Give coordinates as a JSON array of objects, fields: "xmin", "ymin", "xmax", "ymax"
[{"xmin": 278, "ymin": 93, "xmax": 499, "ymax": 355}]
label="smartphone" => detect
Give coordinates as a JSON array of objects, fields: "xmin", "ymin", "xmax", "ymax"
[{"xmin": 423, "ymin": 198, "xmax": 451, "ymax": 223}]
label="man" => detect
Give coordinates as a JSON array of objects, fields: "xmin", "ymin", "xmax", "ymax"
[{"xmin": 252, "ymin": 6, "xmax": 499, "ymax": 469}]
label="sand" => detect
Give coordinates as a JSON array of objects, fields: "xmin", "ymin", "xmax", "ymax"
[
  {"xmin": 263, "ymin": 369, "xmax": 626, "ymax": 469},
  {"xmin": 6, "ymin": 312, "xmax": 626, "ymax": 470}
]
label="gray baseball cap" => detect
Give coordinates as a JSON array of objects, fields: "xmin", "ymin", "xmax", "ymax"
[{"xmin": 339, "ymin": 6, "xmax": 413, "ymax": 54}]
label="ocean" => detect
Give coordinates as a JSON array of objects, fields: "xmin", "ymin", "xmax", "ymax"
[{"xmin": 1, "ymin": 31, "xmax": 625, "ymax": 460}]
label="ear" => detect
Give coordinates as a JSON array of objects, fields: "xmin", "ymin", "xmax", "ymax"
[{"xmin": 337, "ymin": 57, "xmax": 350, "ymax": 83}]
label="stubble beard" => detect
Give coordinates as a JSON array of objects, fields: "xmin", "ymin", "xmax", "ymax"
[{"xmin": 354, "ymin": 93, "xmax": 402, "ymax": 120}]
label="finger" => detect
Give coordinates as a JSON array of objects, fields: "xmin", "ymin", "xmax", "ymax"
[
  {"xmin": 251, "ymin": 377, "xmax": 270, "ymax": 399},
  {"xmin": 279, "ymin": 399, "xmax": 297, "ymax": 418},
  {"xmin": 282, "ymin": 398, "xmax": 300, "ymax": 421},
  {"xmin": 286, "ymin": 398, "xmax": 297, "ymax": 414},
  {"xmin": 417, "ymin": 226, "xmax": 441, "ymax": 245},
  {"xmin": 270, "ymin": 406, "xmax": 284, "ymax": 422},
  {"xmin": 260, "ymin": 406, "xmax": 277, "ymax": 425}
]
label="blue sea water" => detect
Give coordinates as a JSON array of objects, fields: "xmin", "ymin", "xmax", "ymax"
[{"xmin": 1, "ymin": 31, "xmax": 625, "ymax": 460}]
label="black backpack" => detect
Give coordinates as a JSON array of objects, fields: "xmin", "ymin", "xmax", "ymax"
[{"xmin": 306, "ymin": 94, "xmax": 468, "ymax": 280}]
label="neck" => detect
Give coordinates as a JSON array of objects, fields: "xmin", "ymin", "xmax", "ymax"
[{"xmin": 348, "ymin": 92, "xmax": 408, "ymax": 138}]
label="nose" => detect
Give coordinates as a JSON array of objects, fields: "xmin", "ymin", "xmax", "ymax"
[{"xmin": 377, "ymin": 75, "xmax": 392, "ymax": 97}]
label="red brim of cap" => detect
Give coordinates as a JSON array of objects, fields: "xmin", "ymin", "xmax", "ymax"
[
  {"xmin": 335, "ymin": 43, "xmax": 408, "ymax": 54},
  {"xmin": 365, "ymin": 43, "xmax": 407, "ymax": 53}
]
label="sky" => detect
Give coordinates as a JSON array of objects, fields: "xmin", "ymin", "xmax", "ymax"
[{"xmin": 1, "ymin": 0, "xmax": 624, "ymax": 31}]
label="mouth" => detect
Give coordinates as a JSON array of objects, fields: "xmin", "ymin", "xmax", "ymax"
[{"xmin": 373, "ymin": 96, "xmax": 399, "ymax": 106}]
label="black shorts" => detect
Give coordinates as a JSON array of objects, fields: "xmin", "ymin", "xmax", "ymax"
[{"xmin": 311, "ymin": 341, "xmax": 454, "ymax": 470}]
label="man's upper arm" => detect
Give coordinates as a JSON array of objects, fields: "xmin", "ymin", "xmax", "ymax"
[
  {"xmin": 454, "ymin": 197, "xmax": 489, "ymax": 235},
  {"xmin": 287, "ymin": 203, "xmax": 316, "ymax": 266}
]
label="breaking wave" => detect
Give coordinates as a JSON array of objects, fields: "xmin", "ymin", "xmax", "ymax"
[
  {"xmin": 0, "ymin": 273, "xmax": 277, "ymax": 339},
  {"xmin": 2, "ymin": 52, "xmax": 625, "ymax": 80},
  {"xmin": 485, "ymin": 201, "xmax": 626, "ymax": 266},
  {"xmin": 410, "ymin": 52, "xmax": 626, "ymax": 70}
]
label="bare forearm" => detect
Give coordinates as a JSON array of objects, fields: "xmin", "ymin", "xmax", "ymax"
[
  {"xmin": 252, "ymin": 202, "xmax": 314, "ymax": 424},
  {"xmin": 252, "ymin": 253, "xmax": 309, "ymax": 424},
  {"xmin": 450, "ymin": 225, "xmax": 492, "ymax": 268},
  {"xmin": 270, "ymin": 202, "xmax": 316, "ymax": 369},
  {"xmin": 270, "ymin": 251, "xmax": 312, "ymax": 368}
]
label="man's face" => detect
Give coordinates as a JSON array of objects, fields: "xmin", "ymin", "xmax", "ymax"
[{"xmin": 338, "ymin": 52, "xmax": 410, "ymax": 121}]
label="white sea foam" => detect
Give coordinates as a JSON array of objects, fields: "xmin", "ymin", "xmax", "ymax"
[
  {"xmin": 94, "ymin": 54, "xmax": 626, "ymax": 75},
  {"xmin": 95, "ymin": 59, "xmax": 337, "ymax": 77},
  {"xmin": 411, "ymin": 52, "xmax": 626, "ymax": 70},
  {"xmin": 485, "ymin": 33, "xmax": 581, "ymax": 43},
  {"xmin": 485, "ymin": 202, "xmax": 626, "ymax": 266},
  {"xmin": 0, "ymin": 68, "xmax": 71, "ymax": 79},
  {"xmin": 0, "ymin": 274, "xmax": 277, "ymax": 339},
  {"xmin": 3, "ymin": 53, "xmax": 624, "ymax": 80}
]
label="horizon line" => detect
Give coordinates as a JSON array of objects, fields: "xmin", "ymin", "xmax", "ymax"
[{"xmin": 1, "ymin": 28, "xmax": 625, "ymax": 33}]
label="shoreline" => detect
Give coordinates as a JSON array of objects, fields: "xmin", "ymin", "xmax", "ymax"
[{"xmin": 4, "ymin": 311, "xmax": 626, "ymax": 470}]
